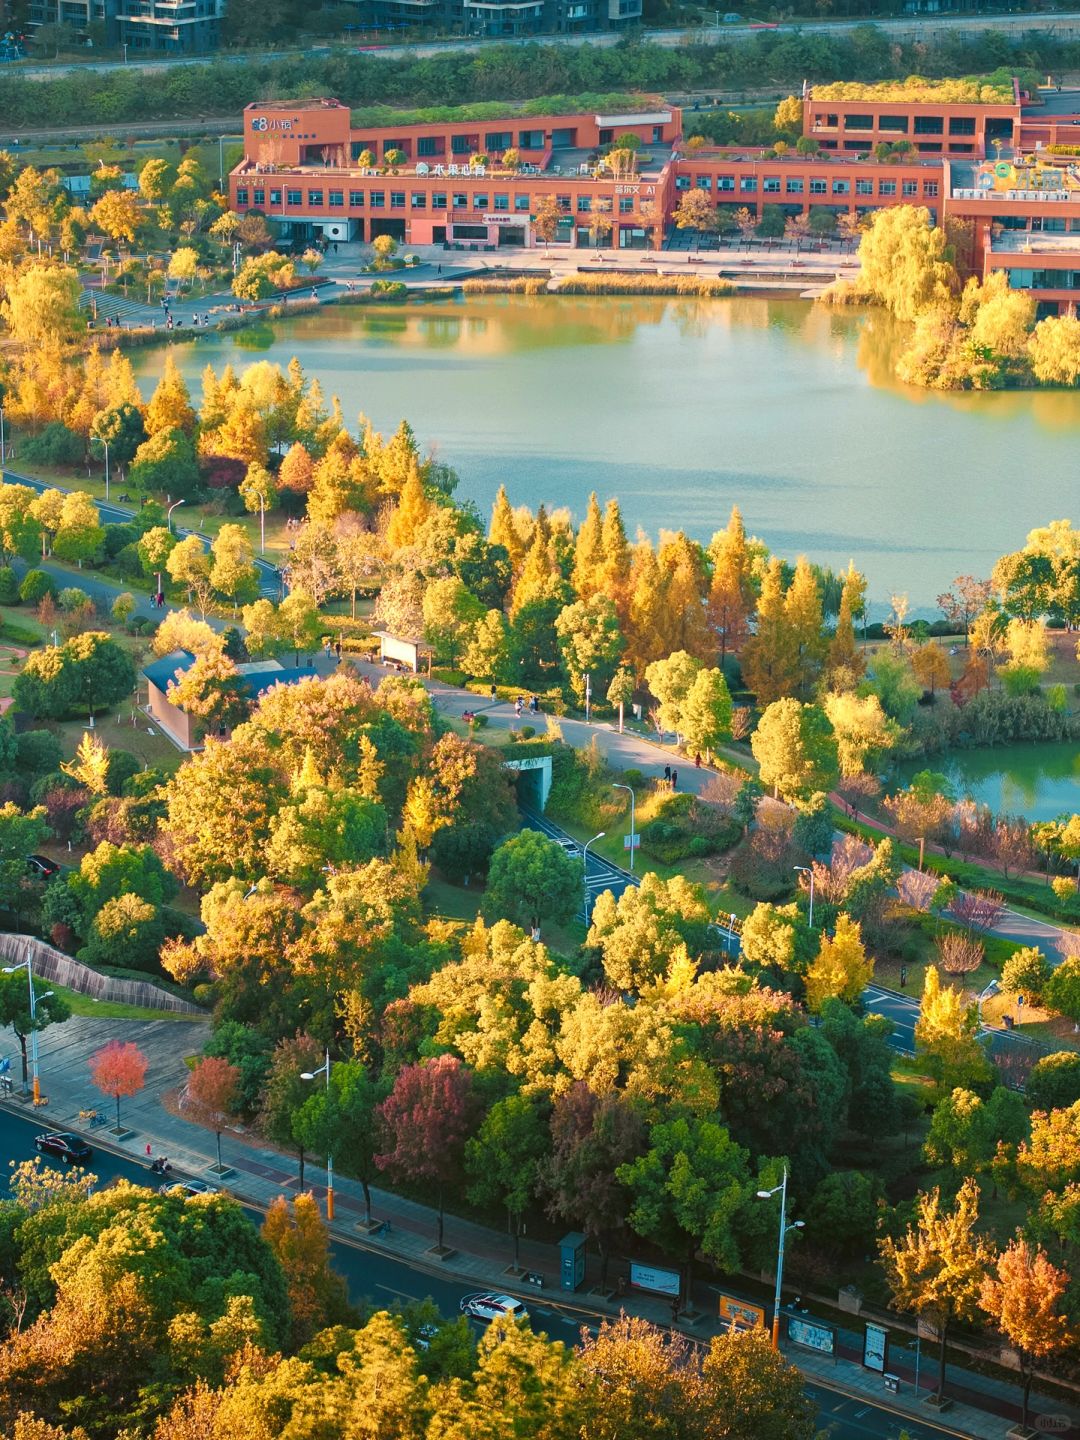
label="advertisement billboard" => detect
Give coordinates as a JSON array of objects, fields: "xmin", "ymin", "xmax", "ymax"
[
  {"xmin": 718, "ymin": 1294, "xmax": 766, "ymax": 1331},
  {"xmin": 863, "ymin": 1322, "xmax": 888, "ymax": 1373},
  {"xmin": 787, "ymin": 1315, "xmax": 836, "ymax": 1356},
  {"xmin": 629, "ymin": 1263, "xmax": 680, "ymax": 1298}
]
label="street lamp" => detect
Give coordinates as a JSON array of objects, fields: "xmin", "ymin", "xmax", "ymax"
[
  {"xmin": 582, "ymin": 831, "xmax": 605, "ymax": 924},
  {"xmin": 300, "ymin": 1049, "xmax": 334, "ymax": 1221},
  {"xmin": 167, "ymin": 498, "xmax": 185, "ymax": 534},
  {"xmin": 92, "ymin": 434, "xmax": 110, "ymax": 502},
  {"xmin": 613, "ymin": 783, "xmax": 635, "ymax": 874},
  {"xmin": 0, "ymin": 404, "xmax": 6, "ymax": 469},
  {"xmin": 793, "ymin": 865, "xmax": 815, "ymax": 930},
  {"xmin": 2, "ymin": 960, "xmax": 53, "ymax": 1103},
  {"xmin": 756, "ymin": 1166, "xmax": 804, "ymax": 1349}
]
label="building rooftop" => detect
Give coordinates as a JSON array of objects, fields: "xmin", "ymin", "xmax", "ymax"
[
  {"xmin": 247, "ymin": 97, "xmax": 345, "ymax": 112},
  {"xmin": 1022, "ymin": 87, "xmax": 1080, "ymax": 117},
  {"xmin": 810, "ymin": 75, "xmax": 1017, "ymax": 106},
  {"xmin": 143, "ymin": 649, "xmax": 195, "ymax": 691}
]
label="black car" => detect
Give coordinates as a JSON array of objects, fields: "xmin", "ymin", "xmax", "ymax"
[
  {"xmin": 27, "ymin": 854, "xmax": 59, "ymax": 879},
  {"xmin": 35, "ymin": 1132, "xmax": 92, "ymax": 1164}
]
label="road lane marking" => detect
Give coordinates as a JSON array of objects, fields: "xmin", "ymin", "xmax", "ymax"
[{"xmin": 375, "ymin": 1283, "xmax": 424, "ymax": 1302}]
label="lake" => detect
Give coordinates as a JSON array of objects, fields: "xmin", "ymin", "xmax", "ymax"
[
  {"xmin": 131, "ymin": 294, "xmax": 1080, "ymax": 611},
  {"xmin": 894, "ymin": 742, "xmax": 1080, "ymax": 823}
]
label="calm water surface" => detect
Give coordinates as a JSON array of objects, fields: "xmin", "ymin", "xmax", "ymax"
[
  {"xmin": 895, "ymin": 742, "xmax": 1080, "ymax": 823},
  {"xmin": 132, "ymin": 295, "xmax": 1080, "ymax": 610}
]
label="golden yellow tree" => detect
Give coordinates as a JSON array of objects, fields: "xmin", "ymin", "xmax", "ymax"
[
  {"xmin": 879, "ymin": 1178, "xmax": 995, "ymax": 1404},
  {"xmin": 980, "ymin": 1238, "xmax": 1075, "ymax": 1432},
  {"xmin": 805, "ymin": 913, "xmax": 874, "ymax": 1011}
]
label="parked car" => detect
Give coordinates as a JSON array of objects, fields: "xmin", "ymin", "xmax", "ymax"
[
  {"xmin": 35, "ymin": 1132, "xmax": 92, "ymax": 1164},
  {"xmin": 458, "ymin": 1293, "xmax": 529, "ymax": 1324},
  {"xmin": 554, "ymin": 837, "xmax": 581, "ymax": 858},
  {"xmin": 160, "ymin": 1179, "xmax": 220, "ymax": 1199},
  {"xmin": 27, "ymin": 854, "xmax": 59, "ymax": 879},
  {"xmin": 722, "ymin": 12, "xmax": 742, "ymax": 20}
]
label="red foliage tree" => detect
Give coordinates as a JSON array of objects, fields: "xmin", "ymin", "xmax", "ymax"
[
  {"xmin": 184, "ymin": 1055, "xmax": 241, "ymax": 1172},
  {"xmin": 89, "ymin": 1038, "xmax": 148, "ymax": 1133},
  {"xmin": 375, "ymin": 1053, "xmax": 475, "ymax": 1253}
]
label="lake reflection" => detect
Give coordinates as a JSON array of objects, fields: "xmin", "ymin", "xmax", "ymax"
[{"xmin": 131, "ymin": 294, "xmax": 1080, "ymax": 610}]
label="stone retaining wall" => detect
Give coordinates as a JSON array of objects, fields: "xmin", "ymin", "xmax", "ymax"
[{"xmin": 0, "ymin": 933, "xmax": 203, "ymax": 1015}]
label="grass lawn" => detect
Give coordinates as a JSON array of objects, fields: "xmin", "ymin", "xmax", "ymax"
[
  {"xmin": 981, "ymin": 991, "xmax": 1080, "ymax": 1052},
  {"xmin": 50, "ymin": 711, "xmax": 185, "ymax": 775},
  {"xmin": 49, "ymin": 980, "xmax": 202, "ymax": 1023},
  {"xmin": 423, "ymin": 870, "xmax": 586, "ymax": 955}
]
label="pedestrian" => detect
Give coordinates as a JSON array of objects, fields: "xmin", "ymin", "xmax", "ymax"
[
  {"xmin": 664, "ymin": 764, "xmax": 671, "ymax": 785},
  {"xmin": 145, "ymin": 1142, "xmax": 152, "ymax": 1158},
  {"xmin": 490, "ymin": 683, "xmax": 497, "ymax": 702},
  {"xmin": 335, "ymin": 640, "xmax": 342, "ymax": 663},
  {"xmin": 437, "ymin": 263, "xmax": 442, "ymax": 275},
  {"xmin": 694, "ymin": 753, "xmax": 701, "ymax": 769},
  {"xmin": 671, "ymin": 769, "xmax": 678, "ymax": 791},
  {"xmin": 324, "ymin": 638, "xmax": 332, "ymax": 659}
]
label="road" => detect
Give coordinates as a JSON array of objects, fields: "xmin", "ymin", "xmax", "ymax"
[
  {"xmin": 0, "ymin": 465, "xmax": 281, "ymax": 601},
  {"xmin": 7, "ymin": 9, "xmax": 1080, "ymax": 91},
  {"xmin": 0, "ymin": 1103, "xmax": 980, "ymax": 1440}
]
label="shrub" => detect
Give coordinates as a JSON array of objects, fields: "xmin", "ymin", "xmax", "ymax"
[
  {"xmin": 19, "ymin": 570, "xmax": 56, "ymax": 605},
  {"xmin": 0, "ymin": 568, "xmax": 20, "ymax": 604},
  {"xmin": 369, "ymin": 279, "xmax": 408, "ymax": 299},
  {"xmin": 1, "ymin": 618, "xmax": 41, "ymax": 647},
  {"xmin": 1001, "ymin": 945, "xmax": 1051, "ymax": 1003},
  {"xmin": 17, "ymin": 730, "xmax": 63, "ymax": 776},
  {"xmin": 1026, "ymin": 1052, "xmax": 1080, "ymax": 1110}
]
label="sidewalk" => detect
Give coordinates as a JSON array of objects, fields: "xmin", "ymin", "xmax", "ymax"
[{"xmin": 11, "ymin": 1015, "xmax": 1079, "ymax": 1440}]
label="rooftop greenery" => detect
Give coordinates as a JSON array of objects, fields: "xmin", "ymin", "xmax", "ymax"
[
  {"xmin": 348, "ymin": 93, "xmax": 665, "ymax": 129},
  {"xmin": 812, "ymin": 70, "xmax": 1024, "ymax": 104}
]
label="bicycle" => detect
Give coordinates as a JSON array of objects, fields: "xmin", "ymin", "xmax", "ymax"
[
  {"xmin": 89, "ymin": 1112, "xmax": 108, "ymax": 1129},
  {"xmin": 78, "ymin": 1108, "xmax": 98, "ymax": 1123}
]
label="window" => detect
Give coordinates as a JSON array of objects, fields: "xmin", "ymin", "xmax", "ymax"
[
  {"xmin": 577, "ymin": 195, "xmax": 592, "ymax": 212},
  {"xmin": 557, "ymin": 194, "xmax": 571, "ymax": 211},
  {"xmin": 485, "ymin": 131, "xmax": 511, "ymax": 152},
  {"xmin": 370, "ymin": 191, "xmax": 385, "ymax": 208},
  {"xmin": 739, "ymin": 176, "xmax": 757, "ymax": 193},
  {"xmin": 518, "ymin": 129, "xmax": 543, "ymax": 149},
  {"xmin": 432, "ymin": 192, "xmax": 447, "ymax": 210},
  {"xmin": 515, "ymin": 194, "xmax": 530, "ymax": 211},
  {"xmin": 453, "ymin": 193, "xmax": 467, "ymax": 209},
  {"xmin": 916, "ymin": 142, "xmax": 942, "ymax": 154},
  {"xmin": 717, "ymin": 175, "xmax": 735, "ymax": 192},
  {"xmin": 902, "ymin": 180, "xmax": 917, "ymax": 197},
  {"xmin": 763, "ymin": 177, "xmax": 780, "ymax": 193},
  {"xmin": 949, "ymin": 116, "xmax": 976, "ymax": 136},
  {"xmin": 329, "ymin": 190, "xmax": 344, "ymax": 207},
  {"xmin": 287, "ymin": 189, "xmax": 301, "ymax": 206},
  {"xmin": 878, "ymin": 180, "xmax": 896, "ymax": 197},
  {"xmin": 855, "ymin": 178, "xmax": 873, "ymax": 195},
  {"xmin": 253, "ymin": 188, "xmax": 264, "ymax": 206},
  {"xmin": 832, "ymin": 179, "xmax": 850, "ymax": 195},
  {"xmin": 809, "ymin": 178, "xmax": 826, "ymax": 195},
  {"xmin": 619, "ymin": 196, "xmax": 633, "ymax": 214},
  {"xmin": 843, "ymin": 140, "xmax": 868, "ymax": 152},
  {"xmin": 411, "ymin": 192, "xmax": 427, "ymax": 209},
  {"xmin": 844, "ymin": 114, "xmax": 873, "ymax": 131},
  {"xmin": 391, "ymin": 191, "xmax": 405, "ymax": 209},
  {"xmin": 236, "ymin": 187, "xmax": 248, "ymax": 205},
  {"xmin": 951, "ymin": 144, "xmax": 975, "ymax": 154},
  {"xmin": 472, "ymin": 193, "xmax": 487, "ymax": 210},
  {"xmin": 350, "ymin": 191, "xmax": 364, "ymax": 206},
  {"xmin": 675, "ymin": 175, "xmax": 690, "ymax": 190},
  {"xmin": 451, "ymin": 135, "xmax": 472, "ymax": 155},
  {"xmin": 307, "ymin": 189, "xmax": 323, "ymax": 206},
  {"xmin": 914, "ymin": 115, "xmax": 943, "ymax": 135},
  {"xmin": 786, "ymin": 178, "xmax": 803, "ymax": 194},
  {"xmin": 879, "ymin": 115, "xmax": 908, "ymax": 133},
  {"xmin": 270, "ymin": 189, "xmax": 281, "ymax": 206},
  {"xmin": 924, "ymin": 181, "xmax": 939, "ymax": 198},
  {"xmin": 383, "ymin": 138, "xmax": 405, "ymax": 156},
  {"xmin": 417, "ymin": 137, "xmax": 439, "ymax": 157}
]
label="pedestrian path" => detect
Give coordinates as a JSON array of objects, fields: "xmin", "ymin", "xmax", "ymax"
[{"xmin": 9, "ymin": 1015, "xmax": 1078, "ymax": 1440}]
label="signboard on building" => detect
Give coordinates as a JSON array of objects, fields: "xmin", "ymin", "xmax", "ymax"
[
  {"xmin": 629, "ymin": 1263, "xmax": 680, "ymax": 1298},
  {"xmin": 482, "ymin": 214, "xmax": 516, "ymax": 225},
  {"xmin": 863, "ymin": 1322, "xmax": 888, "ymax": 1373},
  {"xmin": 718, "ymin": 1294, "xmax": 765, "ymax": 1331},
  {"xmin": 787, "ymin": 1316, "xmax": 836, "ymax": 1356}
]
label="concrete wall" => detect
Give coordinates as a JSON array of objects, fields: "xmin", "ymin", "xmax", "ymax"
[{"xmin": 0, "ymin": 933, "xmax": 203, "ymax": 1015}]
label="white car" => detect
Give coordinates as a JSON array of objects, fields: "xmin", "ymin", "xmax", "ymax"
[
  {"xmin": 160, "ymin": 1179, "xmax": 220, "ymax": 1199},
  {"xmin": 458, "ymin": 1292, "xmax": 529, "ymax": 1324}
]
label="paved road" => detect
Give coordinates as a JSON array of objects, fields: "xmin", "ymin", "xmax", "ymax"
[
  {"xmin": 0, "ymin": 1102, "xmax": 993, "ymax": 1440},
  {"xmin": 8, "ymin": 10, "xmax": 1080, "ymax": 87},
  {"xmin": 0, "ymin": 465, "xmax": 281, "ymax": 600}
]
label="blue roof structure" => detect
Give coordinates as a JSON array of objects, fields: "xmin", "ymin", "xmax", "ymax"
[{"xmin": 142, "ymin": 650, "xmax": 196, "ymax": 691}]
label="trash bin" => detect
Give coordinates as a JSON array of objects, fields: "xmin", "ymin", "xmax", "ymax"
[{"xmin": 883, "ymin": 1374, "xmax": 899, "ymax": 1394}]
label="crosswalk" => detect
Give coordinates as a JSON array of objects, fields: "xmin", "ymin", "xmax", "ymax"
[{"xmin": 519, "ymin": 808, "xmax": 636, "ymax": 924}]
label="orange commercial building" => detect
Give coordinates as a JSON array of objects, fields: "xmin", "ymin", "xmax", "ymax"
[{"xmin": 229, "ymin": 81, "xmax": 1080, "ymax": 311}]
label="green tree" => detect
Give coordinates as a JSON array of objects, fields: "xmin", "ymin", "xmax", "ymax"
[
  {"xmin": 53, "ymin": 492, "xmax": 105, "ymax": 567},
  {"xmin": 700, "ymin": 1325, "xmax": 816, "ymax": 1440},
  {"xmin": 129, "ymin": 427, "xmax": 200, "ymax": 500},
  {"xmin": 678, "ymin": 667, "xmax": 733, "ymax": 761},
  {"xmin": 210, "ymin": 523, "xmax": 258, "ymax": 614},
  {"xmin": 555, "ymin": 594, "xmax": 624, "ymax": 706},
  {"xmin": 0, "ymin": 967, "xmax": 69, "ymax": 1093},
  {"xmin": 644, "ymin": 650, "xmax": 702, "ymax": 739},
  {"xmin": 751, "ymin": 699, "xmax": 839, "ymax": 801},
  {"xmin": 482, "ymin": 830, "xmax": 584, "ymax": 937},
  {"xmin": 617, "ymin": 1114, "xmax": 752, "ymax": 1309},
  {"xmin": 0, "ymin": 485, "xmax": 45, "ymax": 566},
  {"xmin": 465, "ymin": 1093, "xmax": 550, "ymax": 1271}
]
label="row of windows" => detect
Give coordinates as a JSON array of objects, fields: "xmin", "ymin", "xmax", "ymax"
[
  {"xmin": 1006, "ymin": 268, "xmax": 1080, "ymax": 290},
  {"xmin": 353, "ymin": 128, "xmax": 557, "ymax": 159},
  {"xmin": 827, "ymin": 113, "xmax": 979, "ymax": 136},
  {"xmin": 674, "ymin": 174, "xmax": 937, "ymax": 199},
  {"xmin": 237, "ymin": 186, "xmax": 620, "ymax": 213}
]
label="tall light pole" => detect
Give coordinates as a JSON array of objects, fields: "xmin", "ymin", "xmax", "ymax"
[
  {"xmin": 218, "ymin": 135, "xmax": 225, "ymax": 193},
  {"xmin": 300, "ymin": 1049, "xmax": 334, "ymax": 1221},
  {"xmin": 93, "ymin": 435, "xmax": 110, "ymax": 502},
  {"xmin": 793, "ymin": 864, "xmax": 814, "ymax": 929},
  {"xmin": 756, "ymin": 1166, "xmax": 804, "ymax": 1349},
  {"xmin": 2, "ymin": 960, "xmax": 53, "ymax": 1103},
  {"xmin": 584, "ymin": 671, "xmax": 592, "ymax": 723},
  {"xmin": 0, "ymin": 404, "xmax": 6, "ymax": 469},
  {"xmin": 613, "ymin": 783, "xmax": 635, "ymax": 874},
  {"xmin": 167, "ymin": 498, "xmax": 185, "ymax": 534},
  {"xmin": 581, "ymin": 831, "xmax": 605, "ymax": 924}
]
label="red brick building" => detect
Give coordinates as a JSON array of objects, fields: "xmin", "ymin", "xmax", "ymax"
[{"xmin": 228, "ymin": 82, "xmax": 1080, "ymax": 311}]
